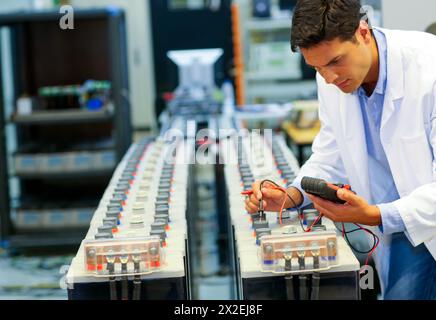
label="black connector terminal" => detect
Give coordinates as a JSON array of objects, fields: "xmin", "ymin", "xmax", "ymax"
[{"xmin": 258, "ymin": 195, "xmax": 266, "ymax": 221}]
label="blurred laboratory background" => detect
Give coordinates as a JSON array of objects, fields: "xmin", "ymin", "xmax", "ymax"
[{"xmin": 0, "ymin": 0, "xmax": 435, "ymax": 300}]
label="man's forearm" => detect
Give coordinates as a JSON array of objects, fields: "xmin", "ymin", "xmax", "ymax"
[{"xmin": 285, "ymin": 186, "xmax": 304, "ymax": 209}]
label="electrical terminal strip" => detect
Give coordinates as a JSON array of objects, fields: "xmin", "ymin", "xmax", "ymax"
[
  {"xmin": 83, "ymin": 236, "xmax": 164, "ymax": 277},
  {"xmin": 259, "ymin": 231, "xmax": 338, "ymax": 274}
]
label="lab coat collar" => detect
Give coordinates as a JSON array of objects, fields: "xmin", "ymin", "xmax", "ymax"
[
  {"xmin": 377, "ymin": 27, "xmax": 405, "ymax": 101},
  {"xmin": 354, "ymin": 28, "xmax": 402, "ymax": 101},
  {"xmin": 375, "ymin": 28, "xmax": 405, "ymax": 131},
  {"xmin": 372, "ymin": 28, "xmax": 388, "ymax": 96}
]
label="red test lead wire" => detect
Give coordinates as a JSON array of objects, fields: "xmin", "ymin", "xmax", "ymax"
[{"xmin": 241, "ymin": 190, "xmax": 254, "ymax": 196}]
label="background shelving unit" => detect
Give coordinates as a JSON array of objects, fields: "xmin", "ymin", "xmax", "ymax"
[
  {"xmin": 10, "ymin": 107, "xmax": 114, "ymax": 125},
  {"xmin": 0, "ymin": 8, "xmax": 132, "ymax": 250}
]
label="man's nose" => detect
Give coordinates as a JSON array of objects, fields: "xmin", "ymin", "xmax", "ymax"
[{"xmin": 319, "ymin": 68, "xmax": 339, "ymax": 84}]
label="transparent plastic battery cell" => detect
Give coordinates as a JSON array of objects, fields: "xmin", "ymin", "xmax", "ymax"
[
  {"xmin": 139, "ymin": 184, "xmax": 151, "ymax": 192},
  {"xmin": 258, "ymin": 231, "xmax": 338, "ymax": 275},
  {"xmin": 106, "ymin": 208, "xmax": 121, "ymax": 219},
  {"xmin": 144, "ymin": 166, "xmax": 156, "ymax": 175},
  {"xmin": 129, "ymin": 216, "xmax": 145, "ymax": 229},
  {"xmin": 83, "ymin": 236, "xmax": 164, "ymax": 277},
  {"xmin": 135, "ymin": 191, "xmax": 148, "ymax": 203},
  {"xmin": 132, "ymin": 203, "xmax": 145, "ymax": 215}
]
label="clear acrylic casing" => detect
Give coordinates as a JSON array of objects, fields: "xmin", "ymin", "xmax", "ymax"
[
  {"xmin": 83, "ymin": 236, "xmax": 164, "ymax": 277},
  {"xmin": 259, "ymin": 231, "xmax": 339, "ymax": 274}
]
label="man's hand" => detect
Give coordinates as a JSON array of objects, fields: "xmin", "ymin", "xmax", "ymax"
[
  {"xmin": 244, "ymin": 181, "xmax": 303, "ymax": 213},
  {"xmin": 306, "ymin": 187, "xmax": 382, "ymax": 226}
]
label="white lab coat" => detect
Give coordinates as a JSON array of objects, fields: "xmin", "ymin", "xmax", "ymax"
[{"xmin": 296, "ymin": 28, "xmax": 436, "ymax": 265}]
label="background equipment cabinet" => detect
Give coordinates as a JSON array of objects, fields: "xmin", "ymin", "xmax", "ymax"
[{"xmin": 0, "ymin": 8, "xmax": 132, "ymax": 250}]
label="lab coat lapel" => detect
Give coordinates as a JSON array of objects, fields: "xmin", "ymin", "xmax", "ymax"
[
  {"xmin": 380, "ymin": 28, "xmax": 405, "ymax": 194},
  {"xmin": 339, "ymin": 92, "xmax": 371, "ymax": 201},
  {"xmin": 380, "ymin": 27, "xmax": 405, "ymax": 131}
]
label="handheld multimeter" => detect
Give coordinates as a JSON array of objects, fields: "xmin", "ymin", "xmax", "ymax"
[{"xmin": 301, "ymin": 176, "xmax": 353, "ymax": 204}]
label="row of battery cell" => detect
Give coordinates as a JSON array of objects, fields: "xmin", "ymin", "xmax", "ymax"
[
  {"xmin": 87, "ymin": 139, "xmax": 189, "ymax": 246},
  {"xmin": 224, "ymin": 133, "xmax": 300, "ymax": 244},
  {"xmin": 69, "ymin": 137, "xmax": 192, "ymax": 278},
  {"xmin": 222, "ymin": 133, "xmax": 361, "ymax": 279},
  {"xmin": 222, "ymin": 133, "xmax": 333, "ymax": 275},
  {"xmin": 90, "ymin": 139, "xmax": 154, "ymax": 241}
]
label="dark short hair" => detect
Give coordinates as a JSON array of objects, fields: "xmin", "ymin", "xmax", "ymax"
[{"xmin": 291, "ymin": 0, "xmax": 366, "ymax": 52}]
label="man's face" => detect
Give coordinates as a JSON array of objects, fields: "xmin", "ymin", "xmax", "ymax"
[{"xmin": 300, "ymin": 28, "xmax": 373, "ymax": 93}]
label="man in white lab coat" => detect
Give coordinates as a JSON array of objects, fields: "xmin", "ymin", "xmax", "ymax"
[{"xmin": 245, "ymin": 0, "xmax": 436, "ymax": 299}]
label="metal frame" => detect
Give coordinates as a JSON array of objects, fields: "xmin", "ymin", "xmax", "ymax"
[{"xmin": 0, "ymin": 36, "xmax": 11, "ymax": 247}]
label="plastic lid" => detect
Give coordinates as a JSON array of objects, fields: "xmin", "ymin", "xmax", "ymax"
[
  {"xmin": 94, "ymin": 232, "xmax": 113, "ymax": 239},
  {"xmin": 149, "ymin": 229, "xmax": 166, "ymax": 240},
  {"xmin": 154, "ymin": 214, "xmax": 169, "ymax": 223},
  {"xmin": 103, "ymin": 217, "xmax": 117, "ymax": 226},
  {"xmin": 253, "ymin": 220, "xmax": 269, "ymax": 230},
  {"xmin": 106, "ymin": 209, "xmax": 120, "ymax": 218},
  {"xmin": 151, "ymin": 222, "xmax": 166, "ymax": 230},
  {"xmin": 256, "ymin": 228, "xmax": 272, "ymax": 240},
  {"xmin": 98, "ymin": 225, "xmax": 113, "ymax": 233}
]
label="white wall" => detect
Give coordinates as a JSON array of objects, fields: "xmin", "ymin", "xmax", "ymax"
[
  {"xmin": 71, "ymin": 0, "xmax": 157, "ymax": 132},
  {"xmin": 0, "ymin": 0, "xmax": 33, "ymax": 12},
  {"xmin": 382, "ymin": 0, "xmax": 436, "ymax": 31}
]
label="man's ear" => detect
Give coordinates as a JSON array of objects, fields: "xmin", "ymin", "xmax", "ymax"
[{"xmin": 356, "ymin": 20, "xmax": 372, "ymax": 43}]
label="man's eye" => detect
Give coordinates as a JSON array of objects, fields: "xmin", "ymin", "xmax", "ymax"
[{"xmin": 330, "ymin": 58, "xmax": 342, "ymax": 66}]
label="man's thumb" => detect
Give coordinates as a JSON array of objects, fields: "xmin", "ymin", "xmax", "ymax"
[
  {"xmin": 337, "ymin": 188, "xmax": 354, "ymax": 203},
  {"xmin": 257, "ymin": 190, "xmax": 262, "ymax": 200}
]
